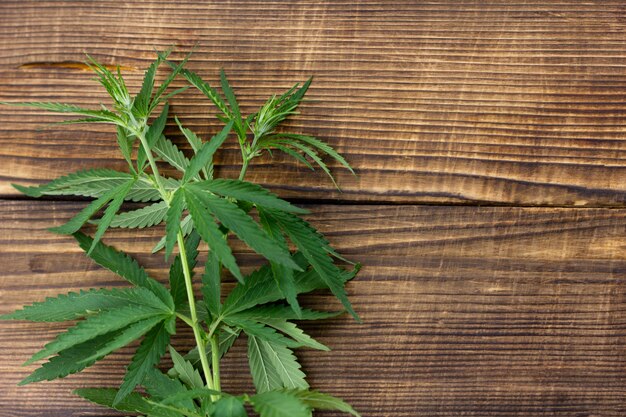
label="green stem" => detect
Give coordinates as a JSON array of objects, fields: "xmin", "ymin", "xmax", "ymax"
[
  {"xmin": 177, "ymin": 231, "xmax": 216, "ymax": 392},
  {"xmin": 135, "ymin": 126, "xmax": 217, "ymax": 394},
  {"xmin": 207, "ymin": 317, "xmax": 222, "ymax": 338},
  {"xmin": 175, "ymin": 312, "xmax": 194, "ymax": 328},
  {"xmin": 209, "ymin": 335, "xmax": 221, "ymax": 392},
  {"xmin": 147, "ymin": 399, "xmax": 204, "ymax": 417},
  {"xmin": 238, "ymin": 133, "xmax": 263, "ymax": 180},
  {"xmin": 136, "ymin": 131, "xmax": 168, "ymax": 197},
  {"xmin": 238, "ymin": 157, "xmax": 250, "ymax": 180}
]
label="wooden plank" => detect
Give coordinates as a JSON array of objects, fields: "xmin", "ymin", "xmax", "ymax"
[
  {"xmin": 0, "ymin": 200, "xmax": 624, "ymax": 416},
  {"xmin": 2, "ymin": 1, "xmax": 626, "ymax": 205}
]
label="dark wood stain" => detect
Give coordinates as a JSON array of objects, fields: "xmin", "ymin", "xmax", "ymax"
[
  {"xmin": 0, "ymin": 1, "xmax": 625, "ymax": 416},
  {"xmin": 1, "ymin": 1, "xmax": 626, "ymax": 205},
  {"xmin": 0, "ymin": 202, "xmax": 625, "ymax": 416}
]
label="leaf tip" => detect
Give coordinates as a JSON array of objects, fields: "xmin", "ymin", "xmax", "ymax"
[
  {"xmin": 233, "ymin": 269, "xmax": 245, "ymax": 284},
  {"xmin": 47, "ymin": 225, "xmax": 65, "ymax": 235},
  {"xmin": 350, "ymin": 309, "xmax": 362, "ymax": 324},
  {"xmin": 86, "ymin": 238, "xmax": 99, "ymax": 255},
  {"xmin": 0, "ymin": 313, "xmax": 14, "ymax": 321},
  {"xmin": 17, "ymin": 375, "xmax": 35, "ymax": 386},
  {"xmin": 22, "ymin": 356, "xmax": 37, "ymax": 366},
  {"xmin": 11, "ymin": 183, "xmax": 40, "ymax": 197},
  {"xmin": 111, "ymin": 390, "xmax": 125, "ymax": 407}
]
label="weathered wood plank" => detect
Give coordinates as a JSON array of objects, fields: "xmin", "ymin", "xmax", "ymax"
[
  {"xmin": 2, "ymin": 1, "xmax": 626, "ymax": 205},
  {"xmin": 0, "ymin": 201, "xmax": 624, "ymax": 416}
]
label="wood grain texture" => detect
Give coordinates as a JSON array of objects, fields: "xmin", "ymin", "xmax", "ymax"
[
  {"xmin": 0, "ymin": 201, "xmax": 624, "ymax": 416},
  {"xmin": 1, "ymin": 1, "xmax": 626, "ymax": 204},
  {"xmin": 2, "ymin": 2, "xmax": 626, "ymax": 416}
]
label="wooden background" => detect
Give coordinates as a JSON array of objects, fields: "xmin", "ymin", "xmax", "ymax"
[{"xmin": 0, "ymin": 1, "xmax": 625, "ymax": 416}]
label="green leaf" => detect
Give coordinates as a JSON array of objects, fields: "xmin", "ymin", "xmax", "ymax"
[
  {"xmin": 85, "ymin": 55, "xmax": 131, "ymax": 111},
  {"xmin": 231, "ymin": 305, "xmax": 341, "ymax": 322},
  {"xmin": 185, "ymin": 326, "xmax": 240, "ymax": 370},
  {"xmin": 294, "ymin": 390, "xmax": 360, "ymax": 416},
  {"xmin": 273, "ymin": 133, "xmax": 354, "ymax": 174},
  {"xmin": 77, "ymin": 316, "xmax": 164, "ymax": 365},
  {"xmin": 213, "ymin": 396, "xmax": 248, "ymax": 417},
  {"xmin": 202, "ymin": 249, "xmax": 222, "ymax": 318},
  {"xmin": 138, "ymin": 103, "xmax": 169, "ymax": 169},
  {"xmin": 75, "ymin": 388, "xmax": 173, "ymax": 417},
  {"xmin": 291, "ymin": 141, "xmax": 339, "ymax": 188},
  {"xmin": 146, "ymin": 103, "xmax": 170, "ymax": 149},
  {"xmin": 259, "ymin": 319, "xmax": 329, "ymax": 351},
  {"xmin": 0, "ymin": 287, "xmax": 166, "ymax": 322},
  {"xmin": 289, "ymin": 77, "xmax": 312, "ymax": 104},
  {"xmin": 88, "ymin": 178, "xmax": 136, "ymax": 253},
  {"xmin": 50, "ymin": 116, "xmax": 115, "ymax": 126},
  {"xmin": 250, "ymin": 390, "xmax": 310, "ymax": 417},
  {"xmin": 170, "ymin": 230, "xmax": 200, "ymax": 312},
  {"xmin": 143, "ymin": 368, "xmax": 197, "ymax": 412},
  {"xmin": 183, "ymin": 121, "xmax": 233, "ymax": 183},
  {"xmin": 222, "ymin": 253, "xmax": 358, "ymax": 317},
  {"xmin": 259, "ymin": 210, "xmax": 300, "ymax": 317},
  {"xmin": 74, "ymin": 232, "xmax": 174, "ymax": 309},
  {"xmin": 164, "ymin": 188, "xmax": 185, "ymax": 259},
  {"xmin": 188, "ymin": 188, "xmax": 300, "ymax": 272},
  {"xmin": 262, "ymin": 139, "xmax": 339, "ymax": 188},
  {"xmin": 264, "ymin": 210, "xmax": 359, "ymax": 321},
  {"xmin": 12, "ymin": 168, "xmax": 133, "ymax": 199},
  {"xmin": 222, "ymin": 262, "xmax": 293, "ymax": 316},
  {"xmin": 151, "ymin": 51, "xmax": 193, "ymax": 113},
  {"xmin": 115, "ymin": 319, "xmax": 171, "ymax": 404},
  {"xmin": 117, "ymin": 126, "xmax": 135, "ymax": 170},
  {"xmin": 19, "ymin": 329, "xmax": 124, "ymax": 385},
  {"xmin": 269, "ymin": 144, "xmax": 315, "ymax": 171},
  {"xmin": 134, "ymin": 56, "xmax": 160, "ymax": 116},
  {"xmin": 25, "ymin": 304, "xmax": 167, "ymax": 365},
  {"xmin": 48, "ymin": 179, "xmax": 133, "ymax": 236},
  {"xmin": 159, "ymin": 387, "xmax": 221, "ymax": 405},
  {"xmin": 0, "ymin": 101, "xmax": 123, "ymax": 125},
  {"xmin": 184, "ymin": 188, "xmax": 243, "ymax": 282},
  {"xmin": 191, "ymin": 179, "xmax": 307, "ymax": 214},
  {"xmin": 128, "ymin": 176, "xmax": 179, "ymax": 203},
  {"xmin": 243, "ymin": 321, "xmax": 308, "ymax": 392},
  {"xmin": 247, "ymin": 334, "xmax": 283, "ymax": 393},
  {"xmin": 178, "ymin": 68, "xmax": 232, "ymax": 119},
  {"xmin": 161, "ymin": 85, "xmax": 190, "ymax": 102},
  {"xmin": 175, "ymin": 116, "xmax": 202, "ymax": 152},
  {"xmin": 108, "ymin": 201, "xmax": 168, "ymax": 228},
  {"xmin": 154, "ymin": 135, "xmax": 190, "ymax": 173},
  {"xmin": 217, "ymin": 326, "xmax": 241, "ymax": 358},
  {"xmin": 154, "ymin": 214, "xmax": 193, "ymax": 253},
  {"xmin": 169, "ymin": 346, "xmax": 205, "ymax": 389},
  {"xmin": 220, "ymin": 69, "xmax": 245, "ymax": 139},
  {"xmin": 174, "ymin": 117, "xmax": 206, "ymax": 177},
  {"xmin": 251, "ymin": 78, "xmax": 312, "ymax": 140}
]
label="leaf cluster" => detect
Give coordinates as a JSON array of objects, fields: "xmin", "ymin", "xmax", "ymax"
[{"xmin": 1, "ymin": 51, "xmax": 360, "ymax": 416}]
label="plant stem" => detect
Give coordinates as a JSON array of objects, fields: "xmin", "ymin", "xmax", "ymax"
[
  {"xmin": 238, "ymin": 157, "xmax": 250, "ymax": 180},
  {"xmin": 141, "ymin": 118, "xmax": 256, "ymax": 400},
  {"xmin": 175, "ymin": 312, "xmax": 194, "ymax": 328},
  {"xmin": 238, "ymin": 133, "xmax": 263, "ymax": 180},
  {"xmin": 209, "ymin": 335, "xmax": 221, "ymax": 392},
  {"xmin": 135, "ymin": 126, "xmax": 217, "ymax": 394},
  {"xmin": 147, "ymin": 399, "xmax": 205, "ymax": 417},
  {"xmin": 177, "ymin": 231, "xmax": 216, "ymax": 393},
  {"xmin": 136, "ymin": 131, "xmax": 168, "ymax": 197}
]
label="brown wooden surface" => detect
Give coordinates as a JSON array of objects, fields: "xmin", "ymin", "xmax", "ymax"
[
  {"xmin": 1, "ymin": 1, "xmax": 626, "ymax": 416},
  {"xmin": 1, "ymin": 201, "xmax": 625, "ymax": 417},
  {"xmin": 2, "ymin": 1, "xmax": 626, "ymax": 205}
]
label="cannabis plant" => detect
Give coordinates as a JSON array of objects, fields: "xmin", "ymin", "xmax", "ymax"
[{"xmin": 1, "ymin": 51, "xmax": 360, "ymax": 417}]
